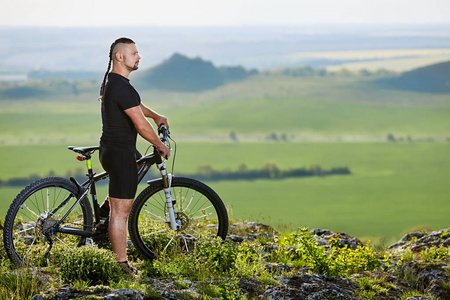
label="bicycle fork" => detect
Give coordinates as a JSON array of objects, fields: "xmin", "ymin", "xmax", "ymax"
[{"xmin": 157, "ymin": 161, "xmax": 179, "ymax": 231}]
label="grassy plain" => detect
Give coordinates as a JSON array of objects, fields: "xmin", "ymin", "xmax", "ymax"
[
  {"xmin": 0, "ymin": 141, "xmax": 448, "ymax": 244},
  {"xmin": 0, "ymin": 75, "xmax": 449, "ymax": 243}
]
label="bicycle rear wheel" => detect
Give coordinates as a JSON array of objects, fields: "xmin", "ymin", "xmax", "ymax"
[
  {"xmin": 3, "ymin": 177, "xmax": 93, "ymax": 267},
  {"xmin": 129, "ymin": 177, "xmax": 228, "ymax": 260}
]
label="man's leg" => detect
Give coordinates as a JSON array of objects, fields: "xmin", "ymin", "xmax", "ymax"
[{"xmin": 108, "ymin": 197, "xmax": 133, "ymax": 262}]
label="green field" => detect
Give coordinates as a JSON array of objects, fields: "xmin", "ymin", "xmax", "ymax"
[
  {"xmin": 0, "ymin": 75, "xmax": 449, "ymax": 244},
  {"xmin": 1, "ymin": 141, "xmax": 448, "ymax": 244}
]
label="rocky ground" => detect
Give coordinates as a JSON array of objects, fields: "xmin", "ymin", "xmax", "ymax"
[{"xmin": 30, "ymin": 223, "xmax": 450, "ymax": 300}]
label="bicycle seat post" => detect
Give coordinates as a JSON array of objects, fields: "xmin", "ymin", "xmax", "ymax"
[{"xmin": 73, "ymin": 148, "xmax": 101, "ymax": 223}]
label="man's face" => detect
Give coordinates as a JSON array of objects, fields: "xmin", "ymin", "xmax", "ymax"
[{"xmin": 122, "ymin": 43, "xmax": 141, "ymax": 71}]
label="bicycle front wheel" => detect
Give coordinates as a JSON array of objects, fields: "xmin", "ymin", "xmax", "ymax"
[
  {"xmin": 129, "ymin": 177, "xmax": 228, "ymax": 260},
  {"xmin": 3, "ymin": 177, "xmax": 93, "ymax": 267}
]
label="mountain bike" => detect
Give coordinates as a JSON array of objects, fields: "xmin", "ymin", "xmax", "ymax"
[{"xmin": 3, "ymin": 125, "xmax": 228, "ymax": 267}]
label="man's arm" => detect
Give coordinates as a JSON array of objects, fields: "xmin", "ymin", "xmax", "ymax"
[
  {"xmin": 140, "ymin": 103, "xmax": 169, "ymax": 129},
  {"xmin": 124, "ymin": 106, "xmax": 170, "ymax": 158}
]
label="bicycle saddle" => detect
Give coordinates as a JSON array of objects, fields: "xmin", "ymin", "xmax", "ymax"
[{"xmin": 68, "ymin": 146, "xmax": 100, "ymax": 155}]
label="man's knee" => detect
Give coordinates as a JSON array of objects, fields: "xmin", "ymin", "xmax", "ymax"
[{"xmin": 109, "ymin": 197, "xmax": 133, "ymax": 218}]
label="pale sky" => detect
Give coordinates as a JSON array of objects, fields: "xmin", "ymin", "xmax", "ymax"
[{"xmin": 1, "ymin": 0, "xmax": 449, "ymax": 27}]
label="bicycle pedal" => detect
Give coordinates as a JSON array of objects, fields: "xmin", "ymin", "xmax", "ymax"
[{"xmin": 95, "ymin": 218, "xmax": 109, "ymax": 232}]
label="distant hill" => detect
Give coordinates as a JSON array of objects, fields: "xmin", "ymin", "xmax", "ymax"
[
  {"xmin": 133, "ymin": 53, "xmax": 258, "ymax": 92},
  {"xmin": 376, "ymin": 60, "xmax": 450, "ymax": 94}
]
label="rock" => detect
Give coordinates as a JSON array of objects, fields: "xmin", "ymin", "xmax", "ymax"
[
  {"xmin": 104, "ymin": 288, "xmax": 147, "ymax": 299},
  {"xmin": 27, "ymin": 225, "xmax": 450, "ymax": 300},
  {"xmin": 389, "ymin": 229, "xmax": 450, "ymax": 252},
  {"xmin": 229, "ymin": 222, "xmax": 277, "ymax": 236},
  {"xmin": 395, "ymin": 261, "xmax": 450, "ymax": 300},
  {"xmin": 261, "ymin": 272, "xmax": 359, "ymax": 299},
  {"xmin": 311, "ymin": 229, "xmax": 363, "ymax": 250}
]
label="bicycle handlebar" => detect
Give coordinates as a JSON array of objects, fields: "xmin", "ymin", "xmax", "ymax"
[
  {"xmin": 157, "ymin": 124, "xmax": 171, "ymax": 159},
  {"xmin": 158, "ymin": 124, "xmax": 170, "ymax": 142}
]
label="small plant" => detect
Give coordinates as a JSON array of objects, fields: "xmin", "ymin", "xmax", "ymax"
[
  {"xmin": 399, "ymin": 291, "xmax": 438, "ymax": 300},
  {"xmin": 328, "ymin": 238, "xmax": 381, "ymax": 277},
  {"xmin": 232, "ymin": 241, "xmax": 270, "ymax": 279},
  {"xmin": 59, "ymin": 246, "xmax": 123, "ymax": 285},
  {"xmin": 440, "ymin": 231, "xmax": 450, "ymax": 239},
  {"xmin": 195, "ymin": 237, "xmax": 238, "ymax": 274},
  {"xmin": 270, "ymin": 228, "xmax": 382, "ymax": 277},
  {"xmin": 0, "ymin": 262, "xmax": 42, "ymax": 300},
  {"xmin": 400, "ymin": 249, "xmax": 415, "ymax": 262},
  {"xmin": 420, "ymin": 245, "xmax": 450, "ymax": 263},
  {"xmin": 197, "ymin": 279, "xmax": 244, "ymax": 300},
  {"xmin": 352, "ymin": 273, "xmax": 396, "ymax": 299}
]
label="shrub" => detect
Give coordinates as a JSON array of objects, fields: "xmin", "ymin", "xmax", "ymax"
[
  {"xmin": 195, "ymin": 237, "xmax": 238, "ymax": 274},
  {"xmin": 0, "ymin": 262, "xmax": 42, "ymax": 300},
  {"xmin": 420, "ymin": 245, "xmax": 450, "ymax": 263},
  {"xmin": 59, "ymin": 246, "xmax": 122, "ymax": 285},
  {"xmin": 272, "ymin": 228, "xmax": 380, "ymax": 277}
]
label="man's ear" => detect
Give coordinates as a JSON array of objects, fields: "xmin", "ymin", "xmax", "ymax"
[{"xmin": 115, "ymin": 51, "xmax": 123, "ymax": 61}]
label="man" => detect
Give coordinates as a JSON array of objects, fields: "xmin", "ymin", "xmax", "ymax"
[{"xmin": 98, "ymin": 37, "xmax": 170, "ymax": 273}]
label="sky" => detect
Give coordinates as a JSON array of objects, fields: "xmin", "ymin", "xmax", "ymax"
[{"xmin": 1, "ymin": 0, "xmax": 449, "ymax": 27}]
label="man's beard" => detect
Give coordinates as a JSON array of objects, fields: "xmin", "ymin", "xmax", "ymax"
[{"xmin": 125, "ymin": 61, "xmax": 139, "ymax": 71}]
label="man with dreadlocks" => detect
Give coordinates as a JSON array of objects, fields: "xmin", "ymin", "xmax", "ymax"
[{"xmin": 98, "ymin": 37, "xmax": 170, "ymax": 274}]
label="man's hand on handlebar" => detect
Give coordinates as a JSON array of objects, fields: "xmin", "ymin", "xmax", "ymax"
[
  {"xmin": 157, "ymin": 123, "xmax": 170, "ymax": 159},
  {"xmin": 157, "ymin": 144, "xmax": 171, "ymax": 159},
  {"xmin": 154, "ymin": 115, "xmax": 169, "ymax": 130}
]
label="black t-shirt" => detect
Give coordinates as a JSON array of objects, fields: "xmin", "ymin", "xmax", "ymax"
[{"xmin": 100, "ymin": 73, "xmax": 141, "ymax": 151}]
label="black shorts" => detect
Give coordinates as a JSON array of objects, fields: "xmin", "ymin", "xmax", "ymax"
[{"xmin": 99, "ymin": 148, "xmax": 142, "ymax": 199}]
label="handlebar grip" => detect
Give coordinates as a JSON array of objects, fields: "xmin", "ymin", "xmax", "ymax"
[
  {"xmin": 158, "ymin": 149, "xmax": 169, "ymax": 159},
  {"xmin": 158, "ymin": 124, "xmax": 170, "ymax": 137}
]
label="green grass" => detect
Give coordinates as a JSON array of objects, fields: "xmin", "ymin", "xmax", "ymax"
[
  {"xmin": 169, "ymin": 96, "xmax": 450, "ymax": 138},
  {"xmin": 197, "ymin": 142, "xmax": 450, "ymax": 242},
  {"xmin": 0, "ymin": 74, "xmax": 449, "ymax": 242},
  {"xmin": 1, "ymin": 141, "xmax": 448, "ymax": 243},
  {"xmin": 1, "ymin": 76, "xmax": 449, "ymax": 143}
]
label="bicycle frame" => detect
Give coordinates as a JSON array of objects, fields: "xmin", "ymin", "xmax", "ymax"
[{"xmin": 54, "ymin": 144, "xmax": 179, "ymax": 239}]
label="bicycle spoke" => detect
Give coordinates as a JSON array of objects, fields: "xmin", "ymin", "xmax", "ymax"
[
  {"xmin": 4, "ymin": 178, "xmax": 93, "ymax": 267},
  {"xmin": 181, "ymin": 190, "xmax": 196, "ymax": 212},
  {"xmin": 187, "ymin": 228, "xmax": 204, "ymax": 237},
  {"xmin": 179, "ymin": 235, "xmax": 190, "ymax": 251},
  {"xmin": 46, "ymin": 188, "xmax": 50, "ymax": 213},
  {"xmin": 141, "ymin": 228, "xmax": 169, "ymax": 237},
  {"xmin": 190, "ymin": 204, "xmax": 213, "ymax": 216},
  {"xmin": 163, "ymin": 234, "xmax": 177, "ymax": 250},
  {"xmin": 13, "ymin": 226, "xmax": 36, "ymax": 236},
  {"xmin": 54, "ymin": 236, "xmax": 71, "ymax": 248},
  {"xmin": 21, "ymin": 203, "xmax": 40, "ymax": 218},
  {"xmin": 23, "ymin": 237, "xmax": 38, "ymax": 262},
  {"xmin": 130, "ymin": 177, "xmax": 227, "ymax": 260},
  {"xmin": 144, "ymin": 209, "xmax": 165, "ymax": 222},
  {"xmin": 53, "ymin": 197, "xmax": 72, "ymax": 218}
]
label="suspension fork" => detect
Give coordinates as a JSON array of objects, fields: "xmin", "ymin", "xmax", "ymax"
[{"xmin": 156, "ymin": 160, "xmax": 179, "ymax": 231}]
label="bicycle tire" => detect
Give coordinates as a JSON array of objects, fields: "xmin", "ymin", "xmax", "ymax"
[
  {"xmin": 3, "ymin": 177, "xmax": 93, "ymax": 267},
  {"xmin": 129, "ymin": 177, "xmax": 228, "ymax": 260}
]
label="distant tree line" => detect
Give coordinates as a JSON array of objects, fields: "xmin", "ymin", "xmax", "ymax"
[
  {"xmin": 177, "ymin": 162, "xmax": 350, "ymax": 182},
  {"xmin": 0, "ymin": 78, "xmax": 98, "ymax": 99},
  {"xmin": 0, "ymin": 163, "xmax": 350, "ymax": 187}
]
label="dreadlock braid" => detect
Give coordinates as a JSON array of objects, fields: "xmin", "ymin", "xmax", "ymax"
[{"xmin": 98, "ymin": 37, "xmax": 135, "ymax": 101}]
